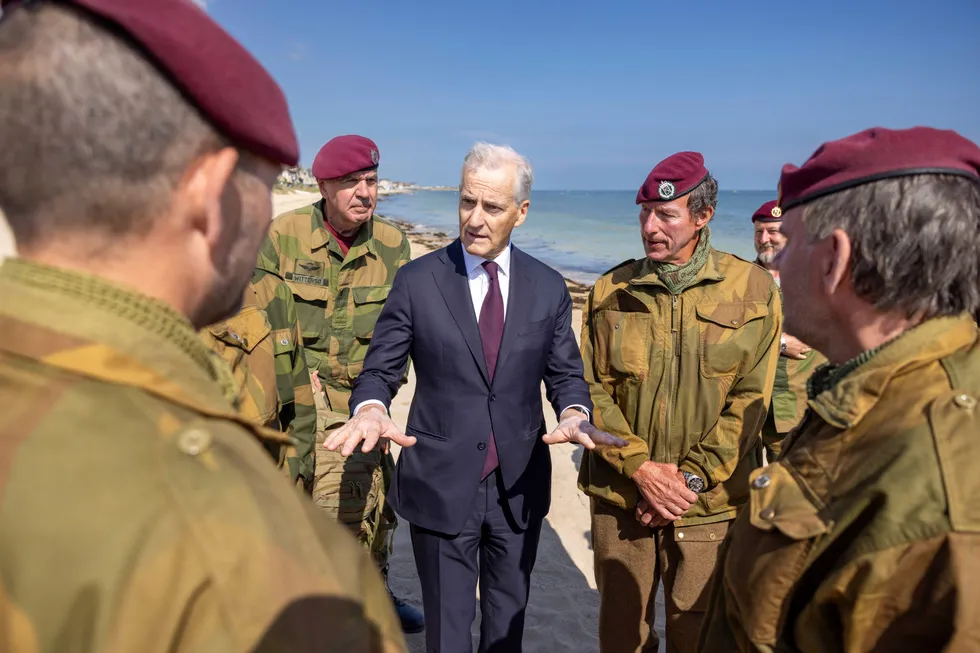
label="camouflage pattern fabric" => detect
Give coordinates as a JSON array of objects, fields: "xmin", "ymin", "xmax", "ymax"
[
  {"xmin": 0, "ymin": 258, "xmax": 407, "ymax": 653},
  {"xmin": 700, "ymin": 315, "xmax": 980, "ymax": 652},
  {"xmin": 762, "ymin": 348, "xmax": 827, "ymax": 459},
  {"xmin": 200, "ymin": 276, "xmax": 318, "ymax": 486},
  {"xmin": 578, "ymin": 248, "xmax": 783, "ymax": 527},
  {"xmin": 255, "ymin": 199, "xmax": 411, "ymax": 567}
]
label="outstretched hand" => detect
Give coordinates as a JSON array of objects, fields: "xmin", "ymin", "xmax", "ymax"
[
  {"xmin": 542, "ymin": 410, "xmax": 628, "ymax": 449},
  {"xmin": 322, "ymin": 405, "xmax": 417, "ymax": 456}
]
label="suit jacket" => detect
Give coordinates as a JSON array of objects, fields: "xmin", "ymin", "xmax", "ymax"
[{"xmin": 350, "ymin": 240, "xmax": 593, "ymax": 535}]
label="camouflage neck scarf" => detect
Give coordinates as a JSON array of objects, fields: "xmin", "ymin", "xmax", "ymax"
[
  {"xmin": 2, "ymin": 258, "xmax": 237, "ymax": 402},
  {"xmin": 655, "ymin": 226, "xmax": 712, "ymax": 295}
]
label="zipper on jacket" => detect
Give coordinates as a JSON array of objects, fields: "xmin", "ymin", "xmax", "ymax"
[{"xmin": 663, "ymin": 293, "xmax": 681, "ymax": 462}]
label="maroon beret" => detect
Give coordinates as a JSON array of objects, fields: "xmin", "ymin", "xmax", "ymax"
[
  {"xmin": 0, "ymin": 0, "xmax": 299, "ymax": 166},
  {"xmin": 636, "ymin": 151, "xmax": 709, "ymax": 204},
  {"xmin": 312, "ymin": 135, "xmax": 380, "ymax": 180},
  {"xmin": 752, "ymin": 200, "xmax": 782, "ymax": 222},
  {"xmin": 778, "ymin": 127, "xmax": 980, "ymax": 211}
]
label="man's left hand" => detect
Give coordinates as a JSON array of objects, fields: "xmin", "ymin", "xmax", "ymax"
[
  {"xmin": 542, "ymin": 409, "xmax": 627, "ymax": 449},
  {"xmin": 636, "ymin": 498, "xmax": 674, "ymax": 528}
]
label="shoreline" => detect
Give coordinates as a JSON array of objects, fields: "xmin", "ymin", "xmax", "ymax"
[{"xmin": 384, "ymin": 215, "xmax": 592, "ymax": 308}]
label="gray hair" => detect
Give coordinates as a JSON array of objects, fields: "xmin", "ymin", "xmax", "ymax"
[
  {"xmin": 688, "ymin": 172, "xmax": 719, "ymax": 219},
  {"xmin": 800, "ymin": 174, "xmax": 980, "ymax": 319},
  {"xmin": 460, "ymin": 142, "xmax": 534, "ymax": 206},
  {"xmin": 0, "ymin": 3, "xmax": 227, "ymax": 247}
]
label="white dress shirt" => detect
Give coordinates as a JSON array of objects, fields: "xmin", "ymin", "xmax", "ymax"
[{"xmin": 354, "ymin": 243, "xmax": 589, "ymax": 422}]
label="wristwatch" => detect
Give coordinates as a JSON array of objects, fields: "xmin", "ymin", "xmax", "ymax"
[
  {"xmin": 681, "ymin": 471, "xmax": 706, "ymax": 493},
  {"xmin": 780, "ymin": 334, "xmax": 787, "ymax": 354}
]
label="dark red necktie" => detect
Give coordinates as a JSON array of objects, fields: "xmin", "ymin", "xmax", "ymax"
[{"xmin": 479, "ymin": 261, "xmax": 503, "ymax": 479}]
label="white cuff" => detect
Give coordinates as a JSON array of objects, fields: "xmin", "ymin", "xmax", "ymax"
[
  {"xmin": 353, "ymin": 399, "xmax": 389, "ymax": 416},
  {"xmin": 561, "ymin": 404, "xmax": 591, "ymax": 421}
]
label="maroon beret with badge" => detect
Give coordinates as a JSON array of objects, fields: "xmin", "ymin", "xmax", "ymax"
[
  {"xmin": 312, "ymin": 135, "xmax": 380, "ymax": 181},
  {"xmin": 752, "ymin": 200, "xmax": 782, "ymax": 222},
  {"xmin": 636, "ymin": 151, "xmax": 710, "ymax": 204},
  {"xmin": 0, "ymin": 0, "xmax": 299, "ymax": 166},
  {"xmin": 778, "ymin": 126, "xmax": 980, "ymax": 211}
]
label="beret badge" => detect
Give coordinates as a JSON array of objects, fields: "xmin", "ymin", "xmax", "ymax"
[{"xmin": 657, "ymin": 181, "xmax": 676, "ymax": 200}]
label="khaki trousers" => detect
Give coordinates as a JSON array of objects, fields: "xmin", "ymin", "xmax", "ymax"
[{"xmin": 591, "ymin": 499, "xmax": 730, "ymax": 653}]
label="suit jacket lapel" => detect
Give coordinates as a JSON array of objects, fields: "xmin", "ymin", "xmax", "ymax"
[
  {"xmin": 433, "ymin": 240, "xmax": 490, "ymax": 386},
  {"xmin": 494, "ymin": 247, "xmax": 535, "ymax": 383}
]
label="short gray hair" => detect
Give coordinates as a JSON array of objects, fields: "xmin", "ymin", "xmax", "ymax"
[
  {"xmin": 687, "ymin": 173, "xmax": 719, "ymax": 219},
  {"xmin": 800, "ymin": 174, "xmax": 980, "ymax": 319},
  {"xmin": 460, "ymin": 142, "xmax": 534, "ymax": 206},
  {"xmin": 0, "ymin": 3, "xmax": 226, "ymax": 247}
]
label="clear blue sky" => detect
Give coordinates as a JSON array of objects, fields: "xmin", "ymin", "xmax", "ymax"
[{"xmin": 203, "ymin": 0, "xmax": 979, "ymax": 191}]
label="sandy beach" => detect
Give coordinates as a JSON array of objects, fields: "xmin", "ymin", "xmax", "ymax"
[{"xmin": 273, "ymin": 192, "xmax": 666, "ymax": 653}]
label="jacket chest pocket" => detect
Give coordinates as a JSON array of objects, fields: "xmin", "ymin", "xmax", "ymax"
[
  {"xmin": 285, "ymin": 277, "xmax": 332, "ymax": 342},
  {"xmin": 594, "ymin": 309, "xmax": 651, "ymax": 380},
  {"xmin": 723, "ymin": 463, "xmax": 829, "ymax": 646},
  {"xmin": 351, "ymin": 285, "xmax": 391, "ymax": 339},
  {"xmin": 696, "ymin": 301, "xmax": 769, "ymax": 378}
]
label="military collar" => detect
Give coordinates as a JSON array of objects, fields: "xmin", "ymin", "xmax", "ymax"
[
  {"xmin": 808, "ymin": 315, "xmax": 978, "ymax": 429},
  {"xmin": 630, "ymin": 247, "xmax": 726, "ymax": 290},
  {"xmin": 310, "ymin": 199, "xmax": 378, "ymax": 259},
  {"xmin": 0, "ymin": 259, "xmax": 288, "ymax": 443}
]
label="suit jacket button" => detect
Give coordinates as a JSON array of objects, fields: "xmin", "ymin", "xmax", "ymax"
[
  {"xmin": 489, "ymin": 394, "xmax": 496, "ymax": 402},
  {"xmin": 477, "ymin": 442, "xmax": 487, "ymax": 451}
]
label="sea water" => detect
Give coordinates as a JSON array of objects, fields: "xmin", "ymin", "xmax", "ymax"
[{"xmin": 379, "ymin": 190, "xmax": 774, "ymax": 284}]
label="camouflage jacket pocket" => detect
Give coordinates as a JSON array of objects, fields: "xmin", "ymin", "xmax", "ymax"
[
  {"xmin": 351, "ymin": 285, "xmax": 391, "ymax": 339},
  {"xmin": 594, "ymin": 309, "xmax": 652, "ymax": 380},
  {"xmin": 723, "ymin": 463, "xmax": 830, "ymax": 645},
  {"xmin": 697, "ymin": 301, "xmax": 769, "ymax": 378},
  {"xmin": 207, "ymin": 307, "xmax": 271, "ymax": 355}
]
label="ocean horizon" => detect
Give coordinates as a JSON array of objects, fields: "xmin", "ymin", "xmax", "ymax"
[{"xmin": 378, "ymin": 190, "xmax": 772, "ymax": 285}]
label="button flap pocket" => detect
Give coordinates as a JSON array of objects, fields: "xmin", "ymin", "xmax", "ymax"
[
  {"xmin": 286, "ymin": 278, "xmax": 331, "ymax": 302},
  {"xmin": 929, "ymin": 390, "xmax": 980, "ymax": 532},
  {"xmin": 697, "ymin": 301, "xmax": 769, "ymax": 329},
  {"xmin": 352, "ymin": 285, "xmax": 391, "ymax": 305},
  {"xmin": 208, "ymin": 307, "xmax": 270, "ymax": 353},
  {"xmin": 748, "ymin": 464, "xmax": 829, "ymax": 540},
  {"xmin": 271, "ymin": 328, "xmax": 296, "ymax": 355}
]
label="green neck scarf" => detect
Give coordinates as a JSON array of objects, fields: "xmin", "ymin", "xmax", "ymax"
[{"xmin": 655, "ymin": 226, "xmax": 712, "ymax": 295}]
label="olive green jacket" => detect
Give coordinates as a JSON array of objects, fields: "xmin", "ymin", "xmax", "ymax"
[
  {"xmin": 0, "ymin": 259, "xmax": 406, "ymax": 653},
  {"xmin": 578, "ymin": 249, "xmax": 782, "ymax": 526},
  {"xmin": 700, "ymin": 315, "xmax": 980, "ymax": 652},
  {"xmin": 200, "ymin": 276, "xmax": 318, "ymax": 484},
  {"xmin": 255, "ymin": 201, "xmax": 411, "ymax": 417}
]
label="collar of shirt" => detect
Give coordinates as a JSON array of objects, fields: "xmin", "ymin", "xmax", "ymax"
[{"xmin": 461, "ymin": 241, "xmax": 512, "ymax": 280}]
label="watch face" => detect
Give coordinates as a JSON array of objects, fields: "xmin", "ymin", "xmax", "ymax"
[{"xmin": 682, "ymin": 471, "xmax": 706, "ymax": 493}]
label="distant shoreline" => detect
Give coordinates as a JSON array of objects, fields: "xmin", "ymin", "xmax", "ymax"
[{"xmin": 383, "ymin": 215, "xmax": 591, "ymax": 307}]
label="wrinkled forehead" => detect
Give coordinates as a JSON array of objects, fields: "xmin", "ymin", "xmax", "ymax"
[
  {"xmin": 336, "ymin": 168, "xmax": 378, "ymax": 184},
  {"xmin": 640, "ymin": 194, "xmax": 690, "ymax": 214},
  {"xmin": 754, "ymin": 220, "xmax": 782, "ymax": 232},
  {"xmin": 461, "ymin": 165, "xmax": 516, "ymax": 199}
]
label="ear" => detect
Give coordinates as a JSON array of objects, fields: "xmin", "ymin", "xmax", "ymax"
[
  {"xmin": 824, "ymin": 228, "xmax": 852, "ymax": 294},
  {"xmin": 178, "ymin": 147, "xmax": 240, "ymax": 247},
  {"xmin": 694, "ymin": 205, "xmax": 714, "ymax": 229},
  {"xmin": 317, "ymin": 179, "xmax": 331, "ymax": 199},
  {"xmin": 514, "ymin": 200, "xmax": 530, "ymax": 228}
]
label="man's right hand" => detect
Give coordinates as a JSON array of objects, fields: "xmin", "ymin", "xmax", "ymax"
[
  {"xmin": 782, "ymin": 334, "xmax": 812, "ymax": 360},
  {"xmin": 322, "ymin": 405, "xmax": 417, "ymax": 457},
  {"xmin": 631, "ymin": 461, "xmax": 698, "ymax": 522}
]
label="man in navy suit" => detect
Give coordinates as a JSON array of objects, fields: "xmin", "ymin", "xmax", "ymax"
[{"xmin": 325, "ymin": 142, "xmax": 626, "ymax": 652}]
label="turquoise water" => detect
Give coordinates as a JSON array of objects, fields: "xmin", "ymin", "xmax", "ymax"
[{"xmin": 378, "ymin": 190, "xmax": 773, "ymax": 284}]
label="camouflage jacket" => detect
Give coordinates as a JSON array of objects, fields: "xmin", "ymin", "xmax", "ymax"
[
  {"xmin": 0, "ymin": 259, "xmax": 407, "ymax": 653},
  {"xmin": 255, "ymin": 200, "xmax": 411, "ymax": 416},
  {"xmin": 757, "ymin": 264, "xmax": 828, "ymax": 457},
  {"xmin": 200, "ymin": 276, "xmax": 317, "ymax": 483},
  {"xmin": 700, "ymin": 315, "xmax": 980, "ymax": 652},
  {"xmin": 578, "ymin": 249, "xmax": 782, "ymax": 526}
]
